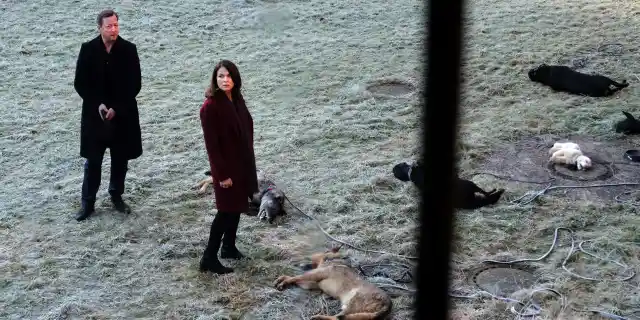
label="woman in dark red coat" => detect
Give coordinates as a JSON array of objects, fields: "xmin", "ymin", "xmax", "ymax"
[{"xmin": 199, "ymin": 60, "xmax": 259, "ymax": 274}]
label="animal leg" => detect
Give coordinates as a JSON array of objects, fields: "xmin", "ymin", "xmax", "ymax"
[
  {"xmin": 296, "ymin": 280, "xmax": 319, "ymax": 290},
  {"xmin": 484, "ymin": 189, "xmax": 505, "ymax": 205},
  {"xmin": 309, "ymin": 315, "xmax": 338, "ymax": 320},
  {"xmin": 612, "ymin": 79, "xmax": 629, "ymax": 88},
  {"xmin": 548, "ymin": 146, "xmax": 562, "ymax": 155},
  {"xmin": 470, "ymin": 183, "xmax": 492, "ymax": 196},
  {"xmin": 464, "ymin": 198, "xmax": 488, "ymax": 210},
  {"xmin": 335, "ymin": 312, "xmax": 385, "ymax": 320},
  {"xmin": 274, "ymin": 268, "xmax": 329, "ymax": 291},
  {"xmin": 258, "ymin": 204, "xmax": 267, "ymax": 221},
  {"xmin": 606, "ymin": 80, "xmax": 629, "ymax": 95},
  {"xmin": 273, "ymin": 275, "xmax": 294, "ymax": 290},
  {"xmin": 549, "ymin": 150, "xmax": 569, "ymax": 165},
  {"xmin": 195, "ymin": 177, "xmax": 213, "ymax": 193},
  {"xmin": 465, "ymin": 189, "xmax": 505, "ymax": 210}
]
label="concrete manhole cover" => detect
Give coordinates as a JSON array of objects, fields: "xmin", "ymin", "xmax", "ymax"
[
  {"xmin": 546, "ymin": 160, "xmax": 614, "ymax": 181},
  {"xmin": 470, "ymin": 265, "xmax": 537, "ymax": 296},
  {"xmin": 366, "ymin": 79, "xmax": 416, "ymax": 98}
]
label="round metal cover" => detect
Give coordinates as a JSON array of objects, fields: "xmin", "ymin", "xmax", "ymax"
[
  {"xmin": 365, "ymin": 80, "xmax": 416, "ymax": 98},
  {"xmin": 547, "ymin": 160, "xmax": 613, "ymax": 181},
  {"xmin": 472, "ymin": 265, "xmax": 537, "ymax": 296}
]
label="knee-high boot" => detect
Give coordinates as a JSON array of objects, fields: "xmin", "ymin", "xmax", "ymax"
[
  {"xmin": 220, "ymin": 213, "xmax": 245, "ymax": 259},
  {"xmin": 199, "ymin": 212, "xmax": 233, "ymax": 274}
]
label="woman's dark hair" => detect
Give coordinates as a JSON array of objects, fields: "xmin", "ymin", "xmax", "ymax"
[{"xmin": 206, "ymin": 59, "xmax": 243, "ymax": 100}]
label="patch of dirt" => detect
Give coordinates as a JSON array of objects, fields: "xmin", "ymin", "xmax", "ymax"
[
  {"xmin": 480, "ymin": 134, "xmax": 640, "ymax": 202},
  {"xmin": 547, "ymin": 160, "xmax": 613, "ymax": 181}
]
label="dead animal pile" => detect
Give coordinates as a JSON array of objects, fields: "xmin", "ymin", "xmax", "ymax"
[
  {"xmin": 195, "ymin": 169, "xmax": 287, "ymax": 224},
  {"xmin": 250, "ymin": 169, "xmax": 287, "ymax": 224}
]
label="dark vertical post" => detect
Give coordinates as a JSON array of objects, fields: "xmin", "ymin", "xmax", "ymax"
[{"xmin": 416, "ymin": 0, "xmax": 464, "ymax": 318}]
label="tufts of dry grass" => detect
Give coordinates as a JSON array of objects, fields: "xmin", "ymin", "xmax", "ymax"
[{"xmin": 1, "ymin": 0, "xmax": 639, "ymax": 319}]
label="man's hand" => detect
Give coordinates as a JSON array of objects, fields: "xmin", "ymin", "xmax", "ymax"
[
  {"xmin": 98, "ymin": 104, "xmax": 116, "ymax": 121},
  {"xmin": 105, "ymin": 108, "xmax": 116, "ymax": 120}
]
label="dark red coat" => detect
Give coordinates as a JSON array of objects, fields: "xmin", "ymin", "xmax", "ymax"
[{"xmin": 200, "ymin": 91, "xmax": 259, "ymax": 213}]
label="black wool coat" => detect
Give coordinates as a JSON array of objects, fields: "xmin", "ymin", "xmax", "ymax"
[{"xmin": 74, "ymin": 35, "xmax": 143, "ymax": 160}]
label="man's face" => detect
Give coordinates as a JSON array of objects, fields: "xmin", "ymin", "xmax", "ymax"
[{"xmin": 99, "ymin": 15, "xmax": 119, "ymax": 42}]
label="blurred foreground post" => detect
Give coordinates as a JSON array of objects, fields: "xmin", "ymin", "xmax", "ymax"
[{"xmin": 415, "ymin": 0, "xmax": 464, "ymax": 318}]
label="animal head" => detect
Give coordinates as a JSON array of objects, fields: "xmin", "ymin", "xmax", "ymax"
[
  {"xmin": 300, "ymin": 246, "xmax": 347, "ymax": 271},
  {"xmin": 576, "ymin": 155, "xmax": 592, "ymax": 170},
  {"xmin": 259, "ymin": 189, "xmax": 286, "ymax": 224},
  {"xmin": 528, "ymin": 63, "xmax": 548, "ymax": 82},
  {"xmin": 392, "ymin": 162, "xmax": 414, "ymax": 182},
  {"xmin": 615, "ymin": 111, "xmax": 640, "ymax": 134}
]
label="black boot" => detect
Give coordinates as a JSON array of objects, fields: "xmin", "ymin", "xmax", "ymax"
[
  {"xmin": 75, "ymin": 201, "xmax": 95, "ymax": 221},
  {"xmin": 220, "ymin": 213, "xmax": 246, "ymax": 260},
  {"xmin": 111, "ymin": 195, "xmax": 131, "ymax": 214},
  {"xmin": 200, "ymin": 213, "xmax": 234, "ymax": 274}
]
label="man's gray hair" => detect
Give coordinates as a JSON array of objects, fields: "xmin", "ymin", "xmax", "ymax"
[{"xmin": 97, "ymin": 9, "xmax": 118, "ymax": 27}]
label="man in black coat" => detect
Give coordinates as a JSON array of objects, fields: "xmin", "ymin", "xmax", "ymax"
[{"xmin": 73, "ymin": 9, "xmax": 142, "ymax": 221}]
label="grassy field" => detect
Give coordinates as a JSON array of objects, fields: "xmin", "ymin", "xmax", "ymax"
[{"xmin": 1, "ymin": 0, "xmax": 639, "ymax": 319}]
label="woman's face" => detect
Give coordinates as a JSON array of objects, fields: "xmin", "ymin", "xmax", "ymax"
[{"xmin": 216, "ymin": 66, "xmax": 234, "ymax": 92}]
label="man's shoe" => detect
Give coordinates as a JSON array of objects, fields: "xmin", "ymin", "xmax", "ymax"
[
  {"xmin": 75, "ymin": 206, "xmax": 95, "ymax": 221},
  {"xmin": 111, "ymin": 196, "xmax": 131, "ymax": 214}
]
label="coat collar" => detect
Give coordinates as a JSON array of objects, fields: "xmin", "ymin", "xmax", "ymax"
[
  {"xmin": 213, "ymin": 91, "xmax": 245, "ymax": 137},
  {"xmin": 91, "ymin": 34, "xmax": 123, "ymax": 53}
]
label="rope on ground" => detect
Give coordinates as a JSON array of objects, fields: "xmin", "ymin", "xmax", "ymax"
[
  {"xmin": 450, "ymin": 287, "xmax": 564, "ymax": 318},
  {"xmin": 614, "ymin": 190, "xmax": 640, "ymax": 207},
  {"xmin": 271, "ymin": 171, "xmax": 637, "ymax": 316},
  {"xmin": 609, "ymin": 161, "xmax": 640, "ymax": 167},
  {"xmin": 570, "ymin": 306, "xmax": 640, "ymax": 320},
  {"xmin": 358, "ymin": 262, "xmax": 414, "ymax": 283},
  {"xmin": 481, "ymin": 227, "xmax": 635, "ymax": 282},
  {"xmin": 450, "ymin": 227, "xmax": 636, "ymax": 319},
  {"xmin": 283, "ymin": 195, "xmax": 418, "ymax": 261},
  {"xmin": 510, "ymin": 182, "xmax": 640, "ymax": 206},
  {"xmin": 464, "ymin": 161, "xmax": 640, "ymax": 207},
  {"xmin": 461, "ymin": 171, "xmax": 555, "ymax": 184}
]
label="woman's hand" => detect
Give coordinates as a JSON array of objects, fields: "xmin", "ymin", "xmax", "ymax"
[{"xmin": 220, "ymin": 178, "xmax": 233, "ymax": 188}]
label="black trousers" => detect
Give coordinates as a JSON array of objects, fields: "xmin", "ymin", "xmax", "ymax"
[{"xmin": 81, "ymin": 144, "xmax": 128, "ymax": 206}]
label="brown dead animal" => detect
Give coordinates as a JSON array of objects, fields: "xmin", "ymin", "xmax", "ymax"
[{"xmin": 273, "ymin": 247, "xmax": 392, "ymax": 320}]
